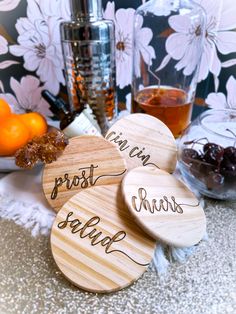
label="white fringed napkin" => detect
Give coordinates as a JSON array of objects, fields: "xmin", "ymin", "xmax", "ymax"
[
  {"xmin": 0, "ymin": 167, "xmax": 55, "ymax": 237},
  {"xmin": 0, "ymin": 167, "xmax": 207, "ymax": 274}
]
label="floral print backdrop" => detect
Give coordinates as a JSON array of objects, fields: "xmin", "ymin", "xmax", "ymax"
[{"xmin": 0, "ymin": 0, "xmax": 235, "ymax": 119}]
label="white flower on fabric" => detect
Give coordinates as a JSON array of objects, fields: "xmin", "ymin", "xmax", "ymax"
[
  {"xmin": 104, "ymin": 3, "xmax": 134, "ymax": 89},
  {"xmin": 195, "ymin": 0, "xmax": 234, "ymax": 83},
  {"xmin": 165, "ymin": 0, "xmax": 236, "ymax": 84},
  {"xmin": 0, "ymin": 35, "xmax": 8, "ymax": 55},
  {"xmin": 134, "ymin": 14, "xmax": 156, "ymax": 78},
  {"xmin": 103, "ymin": 1, "xmax": 155, "ymax": 88},
  {"xmin": 0, "ymin": 0, "xmax": 21, "ymax": 11},
  {"xmin": 125, "ymin": 92, "xmax": 132, "ymax": 112},
  {"xmin": 9, "ymin": 0, "xmax": 65, "ymax": 95},
  {"xmin": 140, "ymin": 0, "xmax": 174, "ymax": 17},
  {"xmin": 166, "ymin": 14, "xmax": 205, "ymax": 77},
  {"xmin": 58, "ymin": 0, "xmax": 71, "ymax": 20},
  {"xmin": 39, "ymin": 0, "xmax": 70, "ymax": 21},
  {"xmin": 205, "ymin": 76, "xmax": 236, "ymax": 110},
  {"xmin": 0, "ymin": 76, "xmax": 52, "ymax": 118}
]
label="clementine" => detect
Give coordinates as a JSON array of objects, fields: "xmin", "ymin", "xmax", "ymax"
[
  {"xmin": 0, "ymin": 98, "xmax": 11, "ymax": 118},
  {"xmin": 0, "ymin": 116, "xmax": 30, "ymax": 156},
  {"xmin": 18, "ymin": 112, "xmax": 48, "ymax": 140}
]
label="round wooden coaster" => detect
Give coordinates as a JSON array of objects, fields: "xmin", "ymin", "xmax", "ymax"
[
  {"xmin": 122, "ymin": 167, "xmax": 206, "ymax": 248},
  {"xmin": 51, "ymin": 184, "xmax": 156, "ymax": 293},
  {"xmin": 42, "ymin": 136, "xmax": 127, "ymax": 212},
  {"xmin": 105, "ymin": 113, "xmax": 177, "ymax": 173}
]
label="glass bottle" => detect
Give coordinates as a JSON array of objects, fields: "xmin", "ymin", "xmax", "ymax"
[
  {"xmin": 42, "ymin": 90, "xmax": 101, "ymax": 137},
  {"xmin": 60, "ymin": 0, "xmax": 116, "ymax": 135},
  {"xmin": 132, "ymin": 0, "xmax": 206, "ymax": 138}
]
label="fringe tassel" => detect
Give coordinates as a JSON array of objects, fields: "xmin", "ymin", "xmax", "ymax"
[
  {"xmin": 152, "ymin": 244, "xmax": 170, "ymax": 275},
  {"xmin": 153, "ymin": 232, "xmax": 208, "ymax": 275},
  {"xmin": 169, "ymin": 246, "xmax": 197, "ymax": 263},
  {"xmin": 0, "ymin": 193, "xmax": 55, "ymax": 237}
]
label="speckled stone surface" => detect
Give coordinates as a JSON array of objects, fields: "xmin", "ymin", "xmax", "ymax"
[{"xmin": 0, "ymin": 200, "xmax": 236, "ymax": 314}]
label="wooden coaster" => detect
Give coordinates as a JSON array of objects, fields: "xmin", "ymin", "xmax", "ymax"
[
  {"xmin": 51, "ymin": 184, "xmax": 156, "ymax": 293},
  {"xmin": 105, "ymin": 113, "xmax": 177, "ymax": 173},
  {"xmin": 43, "ymin": 136, "xmax": 127, "ymax": 212},
  {"xmin": 122, "ymin": 167, "xmax": 206, "ymax": 248}
]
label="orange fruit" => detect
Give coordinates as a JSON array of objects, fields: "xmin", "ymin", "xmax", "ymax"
[
  {"xmin": 18, "ymin": 112, "xmax": 48, "ymax": 140},
  {"xmin": 0, "ymin": 116, "xmax": 30, "ymax": 156},
  {"xmin": 0, "ymin": 98, "xmax": 11, "ymax": 118}
]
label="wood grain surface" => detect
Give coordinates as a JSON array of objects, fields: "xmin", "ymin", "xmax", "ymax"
[
  {"xmin": 122, "ymin": 167, "xmax": 206, "ymax": 248},
  {"xmin": 43, "ymin": 136, "xmax": 127, "ymax": 212},
  {"xmin": 105, "ymin": 113, "xmax": 177, "ymax": 173},
  {"xmin": 51, "ymin": 184, "xmax": 156, "ymax": 293}
]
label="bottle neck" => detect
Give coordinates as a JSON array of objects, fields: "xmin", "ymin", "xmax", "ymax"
[
  {"xmin": 42, "ymin": 90, "xmax": 70, "ymax": 120},
  {"xmin": 70, "ymin": 0, "xmax": 103, "ymax": 21}
]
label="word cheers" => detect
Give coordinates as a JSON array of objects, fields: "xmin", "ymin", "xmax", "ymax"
[
  {"xmin": 132, "ymin": 188, "xmax": 184, "ymax": 214},
  {"xmin": 58, "ymin": 212, "xmax": 149, "ymax": 266},
  {"xmin": 106, "ymin": 131, "xmax": 159, "ymax": 168},
  {"xmin": 51, "ymin": 164, "xmax": 126, "ymax": 200}
]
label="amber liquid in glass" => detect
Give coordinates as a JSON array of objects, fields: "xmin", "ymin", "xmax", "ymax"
[{"xmin": 133, "ymin": 87, "xmax": 192, "ymax": 138}]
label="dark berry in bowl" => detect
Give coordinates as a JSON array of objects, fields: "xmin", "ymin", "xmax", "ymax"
[
  {"xmin": 206, "ymin": 172, "xmax": 224, "ymax": 190},
  {"xmin": 220, "ymin": 160, "xmax": 236, "ymax": 177},
  {"xmin": 182, "ymin": 148, "xmax": 200, "ymax": 165},
  {"xmin": 178, "ymin": 109, "xmax": 236, "ymax": 200},
  {"xmin": 203, "ymin": 143, "xmax": 224, "ymax": 153},
  {"xmin": 224, "ymin": 146, "xmax": 236, "ymax": 164},
  {"xmin": 203, "ymin": 144, "xmax": 224, "ymax": 166}
]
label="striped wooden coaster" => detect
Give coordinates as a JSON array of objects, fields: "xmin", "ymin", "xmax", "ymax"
[
  {"xmin": 105, "ymin": 113, "xmax": 177, "ymax": 173},
  {"xmin": 51, "ymin": 184, "xmax": 156, "ymax": 293},
  {"xmin": 42, "ymin": 136, "xmax": 127, "ymax": 212},
  {"xmin": 122, "ymin": 167, "xmax": 206, "ymax": 248}
]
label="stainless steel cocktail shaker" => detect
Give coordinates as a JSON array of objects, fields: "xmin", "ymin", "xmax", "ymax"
[{"xmin": 61, "ymin": 0, "xmax": 116, "ymax": 135}]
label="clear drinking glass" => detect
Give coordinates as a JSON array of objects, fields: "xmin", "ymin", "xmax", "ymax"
[{"xmin": 132, "ymin": 0, "xmax": 206, "ymax": 138}]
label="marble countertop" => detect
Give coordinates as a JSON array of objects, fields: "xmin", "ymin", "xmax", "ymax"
[{"xmin": 0, "ymin": 197, "xmax": 235, "ymax": 314}]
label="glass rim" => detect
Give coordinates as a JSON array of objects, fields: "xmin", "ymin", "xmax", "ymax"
[{"xmin": 199, "ymin": 108, "xmax": 236, "ymax": 140}]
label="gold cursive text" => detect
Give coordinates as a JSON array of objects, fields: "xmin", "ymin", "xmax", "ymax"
[
  {"xmin": 106, "ymin": 131, "xmax": 159, "ymax": 168},
  {"xmin": 58, "ymin": 212, "xmax": 149, "ymax": 266},
  {"xmin": 51, "ymin": 164, "xmax": 126, "ymax": 200},
  {"xmin": 132, "ymin": 188, "xmax": 184, "ymax": 214}
]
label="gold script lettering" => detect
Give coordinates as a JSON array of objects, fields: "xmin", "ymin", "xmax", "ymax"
[
  {"xmin": 105, "ymin": 131, "xmax": 159, "ymax": 168},
  {"xmin": 132, "ymin": 188, "xmax": 184, "ymax": 214},
  {"xmin": 51, "ymin": 164, "xmax": 126, "ymax": 200},
  {"xmin": 57, "ymin": 212, "xmax": 149, "ymax": 267}
]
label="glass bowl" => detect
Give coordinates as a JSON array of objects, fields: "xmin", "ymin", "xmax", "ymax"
[{"xmin": 178, "ymin": 109, "xmax": 236, "ymax": 200}]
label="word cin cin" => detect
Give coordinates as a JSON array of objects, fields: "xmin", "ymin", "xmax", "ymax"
[{"xmin": 106, "ymin": 131, "xmax": 159, "ymax": 168}]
